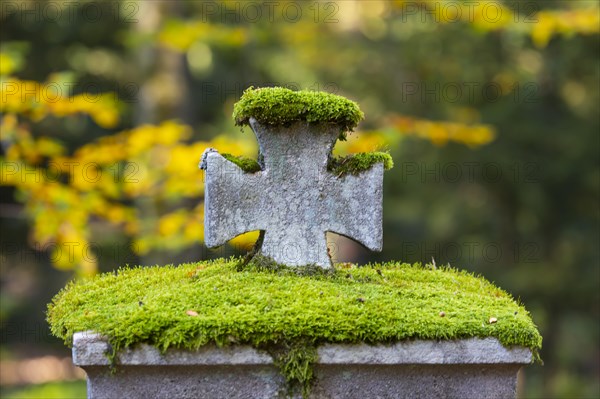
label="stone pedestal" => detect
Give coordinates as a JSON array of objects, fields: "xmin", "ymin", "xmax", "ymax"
[{"xmin": 73, "ymin": 332, "xmax": 531, "ymax": 399}]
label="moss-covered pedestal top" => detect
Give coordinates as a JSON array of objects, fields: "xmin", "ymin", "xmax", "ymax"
[
  {"xmin": 49, "ymin": 258, "xmax": 541, "ymax": 395},
  {"xmin": 48, "ymin": 258, "xmax": 541, "ymax": 360}
]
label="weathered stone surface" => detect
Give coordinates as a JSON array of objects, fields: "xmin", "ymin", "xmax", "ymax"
[
  {"xmin": 73, "ymin": 332, "xmax": 273, "ymax": 367},
  {"xmin": 200, "ymin": 118, "xmax": 383, "ymax": 268},
  {"xmin": 73, "ymin": 332, "xmax": 531, "ymax": 399},
  {"xmin": 317, "ymin": 339, "xmax": 532, "ymax": 365}
]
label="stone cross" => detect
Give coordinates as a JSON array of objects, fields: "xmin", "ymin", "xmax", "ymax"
[{"xmin": 200, "ymin": 118, "xmax": 383, "ymax": 268}]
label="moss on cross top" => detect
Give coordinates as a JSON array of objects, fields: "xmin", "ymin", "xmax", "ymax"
[
  {"xmin": 220, "ymin": 153, "xmax": 262, "ymax": 173},
  {"xmin": 232, "ymin": 87, "xmax": 364, "ymax": 139},
  {"xmin": 329, "ymin": 152, "xmax": 394, "ymax": 176},
  {"xmin": 228, "ymin": 87, "xmax": 393, "ymax": 177},
  {"xmin": 222, "ymin": 151, "xmax": 394, "ymax": 176}
]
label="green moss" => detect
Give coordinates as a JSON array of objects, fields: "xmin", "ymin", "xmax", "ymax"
[
  {"xmin": 264, "ymin": 341, "xmax": 318, "ymax": 398},
  {"xmin": 239, "ymin": 253, "xmax": 336, "ymax": 278},
  {"xmin": 221, "ymin": 153, "xmax": 261, "ymax": 173},
  {"xmin": 47, "ymin": 258, "xmax": 542, "ymax": 396},
  {"xmin": 220, "ymin": 152, "xmax": 394, "ymax": 178},
  {"xmin": 233, "ymin": 87, "xmax": 364, "ymax": 140},
  {"xmin": 329, "ymin": 152, "xmax": 394, "ymax": 177}
]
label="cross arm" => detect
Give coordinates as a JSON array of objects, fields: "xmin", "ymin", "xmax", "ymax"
[
  {"xmin": 325, "ymin": 163, "xmax": 384, "ymax": 252},
  {"xmin": 200, "ymin": 149, "xmax": 265, "ymax": 248}
]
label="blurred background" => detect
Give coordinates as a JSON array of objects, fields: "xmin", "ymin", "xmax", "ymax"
[{"xmin": 0, "ymin": 0, "xmax": 598, "ymax": 397}]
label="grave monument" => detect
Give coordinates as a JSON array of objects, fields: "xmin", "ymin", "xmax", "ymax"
[{"xmin": 49, "ymin": 87, "xmax": 541, "ymax": 398}]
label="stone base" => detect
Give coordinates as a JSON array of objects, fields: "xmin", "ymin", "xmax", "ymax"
[{"xmin": 73, "ymin": 332, "xmax": 531, "ymax": 399}]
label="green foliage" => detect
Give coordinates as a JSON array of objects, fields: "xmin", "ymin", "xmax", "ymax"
[
  {"xmin": 1, "ymin": 381, "xmax": 86, "ymax": 399},
  {"xmin": 221, "ymin": 153, "xmax": 261, "ymax": 173},
  {"xmin": 232, "ymin": 87, "xmax": 364, "ymax": 140},
  {"xmin": 329, "ymin": 152, "xmax": 394, "ymax": 177},
  {"xmin": 47, "ymin": 257, "xmax": 542, "ymax": 361}
]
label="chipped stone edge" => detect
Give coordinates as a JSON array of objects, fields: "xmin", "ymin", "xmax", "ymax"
[
  {"xmin": 72, "ymin": 331, "xmax": 532, "ymax": 367},
  {"xmin": 199, "ymin": 147, "xmax": 218, "ymax": 170}
]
